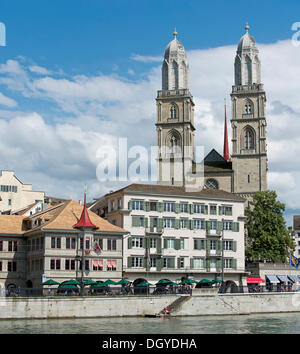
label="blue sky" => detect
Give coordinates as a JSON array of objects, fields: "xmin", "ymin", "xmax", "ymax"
[{"xmin": 0, "ymin": 0, "xmax": 299, "ymax": 227}]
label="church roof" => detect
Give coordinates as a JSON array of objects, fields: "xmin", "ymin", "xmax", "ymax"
[
  {"xmin": 164, "ymin": 29, "xmax": 187, "ymax": 61},
  {"xmin": 237, "ymin": 24, "xmax": 258, "ymax": 53},
  {"xmin": 103, "ymin": 183, "xmax": 244, "ymax": 202},
  {"xmin": 201, "ymin": 149, "xmax": 232, "ymax": 173},
  {"xmin": 204, "ymin": 149, "xmax": 227, "ymax": 163}
]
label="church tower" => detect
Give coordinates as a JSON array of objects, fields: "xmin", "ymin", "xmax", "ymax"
[
  {"xmin": 230, "ymin": 23, "xmax": 268, "ymax": 200},
  {"xmin": 156, "ymin": 29, "xmax": 195, "ymax": 186}
]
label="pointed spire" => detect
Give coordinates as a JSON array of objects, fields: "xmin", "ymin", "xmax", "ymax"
[
  {"xmin": 73, "ymin": 186, "xmax": 97, "ymax": 229},
  {"xmin": 223, "ymin": 99, "xmax": 231, "ymax": 162},
  {"xmin": 245, "ymin": 22, "xmax": 250, "ymax": 32}
]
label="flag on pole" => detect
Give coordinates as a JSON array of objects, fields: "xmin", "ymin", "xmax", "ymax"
[
  {"xmin": 290, "ymin": 253, "xmax": 299, "ymax": 269},
  {"xmin": 93, "ymin": 241, "xmax": 102, "ymax": 254}
]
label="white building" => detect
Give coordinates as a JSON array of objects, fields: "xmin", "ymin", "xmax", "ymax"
[
  {"xmin": 0, "ymin": 170, "xmax": 45, "ymax": 214},
  {"xmin": 90, "ymin": 183, "xmax": 247, "ymax": 289}
]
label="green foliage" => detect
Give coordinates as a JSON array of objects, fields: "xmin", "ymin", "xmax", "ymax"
[{"xmin": 245, "ymin": 190, "xmax": 295, "ymax": 262}]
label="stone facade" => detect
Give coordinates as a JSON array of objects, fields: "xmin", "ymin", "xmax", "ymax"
[{"xmin": 156, "ymin": 26, "xmax": 268, "ymax": 203}]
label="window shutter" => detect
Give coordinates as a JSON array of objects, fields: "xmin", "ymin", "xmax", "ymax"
[
  {"xmin": 204, "ymin": 205, "xmax": 208, "ymax": 215},
  {"xmin": 232, "ymin": 241, "xmax": 237, "ymax": 252},
  {"xmin": 157, "ymin": 257, "xmax": 162, "ymax": 271},
  {"xmin": 132, "ymin": 216, "xmax": 139, "ymax": 227},
  {"xmin": 189, "ymin": 219, "xmax": 194, "ymax": 230},
  {"xmin": 127, "ymin": 257, "xmax": 132, "ymax": 268},
  {"xmin": 127, "ymin": 237, "xmax": 132, "ymax": 249},
  {"xmin": 145, "ymin": 237, "xmax": 150, "ymax": 249},
  {"xmin": 177, "ymin": 257, "xmax": 181, "ymax": 269},
  {"xmin": 157, "ymin": 218, "xmax": 163, "ymax": 232},
  {"xmin": 189, "ymin": 204, "xmax": 194, "ymax": 214},
  {"xmin": 145, "ymin": 201, "xmax": 150, "ymax": 212},
  {"xmin": 190, "ymin": 258, "xmax": 194, "ymax": 270},
  {"xmin": 218, "ymin": 206, "xmax": 222, "ymax": 215},
  {"xmin": 157, "ymin": 238, "xmax": 162, "ymax": 253},
  {"xmin": 150, "ymin": 217, "xmax": 154, "ymax": 232},
  {"xmin": 233, "ymin": 222, "xmax": 239, "ymax": 232},
  {"xmin": 175, "ymin": 238, "xmax": 180, "ymax": 250},
  {"xmin": 175, "ymin": 203, "xmax": 180, "ymax": 214},
  {"xmin": 206, "ymin": 221, "xmax": 211, "ymax": 234},
  {"xmin": 175, "ymin": 219, "xmax": 180, "ymax": 229},
  {"xmin": 216, "ymin": 259, "xmax": 222, "ymax": 272},
  {"xmin": 232, "ymin": 258, "xmax": 237, "ymax": 269},
  {"xmin": 128, "ymin": 201, "xmax": 132, "ymax": 211},
  {"xmin": 217, "ymin": 240, "xmax": 222, "ymax": 255},
  {"xmin": 163, "ymin": 238, "xmax": 167, "ymax": 249},
  {"xmin": 168, "ymin": 257, "xmax": 175, "ymax": 269},
  {"xmin": 158, "ymin": 202, "xmax": 163, "ymax": 212},
  {"xmin": 206, "ymin": 258, "xmax": 210, "ymax": 272},
  {"xmin": 217, "ymin": 221, "xmax": 222, "ymax": 235},
  {"xmin": 144, "ymin": 217, "xmax": 148, "ymax": 228}
]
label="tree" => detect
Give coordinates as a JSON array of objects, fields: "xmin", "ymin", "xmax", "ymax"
[{"xmin": 245, "ymin": 190, "xmax": 295, "ymax": 262}]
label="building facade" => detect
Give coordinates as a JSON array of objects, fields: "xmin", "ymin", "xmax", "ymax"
[
  {"xmin": 0, "ymin": 170, "xmax": 45, "ymax": 214},
  {"xmin": 90, "ymin": 184, "xmax": 247, "ymax": 288},
  {"xmin": 0, "ymin": 200, "xmax": 127, "ymax": 291}
]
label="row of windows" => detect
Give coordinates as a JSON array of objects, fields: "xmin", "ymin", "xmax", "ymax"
[
  {"xmin": 131, "ymin": 216, "xmax": 239, "ymax": 232},
  {"xmin": 0, "ymin": 260, "xmax": 17, "ymax": 272},
  {"xmin": 0, "ymin": 240, "xmax": 18, "ymax": 252},
  {"xmin": 129, "ymin": 201, "xmax": 233, "ymax": 215},
  {"xmin": 128, "ymin": 237, "xmax": 236, "ymax": 251},
  {"xmin": 0, "ymin": 185, "xmax": 17, "ymax": 193},
  {"xmin": 49, "ymin": 258, "xmax": 117, "ymax": 271},
  {"xmin": 128, "ymin": 256, "xmax": 235, "ymax": 269},
  {"xmin": 50, "ymin": 237, "xmax": 116, "ymax": 251}
]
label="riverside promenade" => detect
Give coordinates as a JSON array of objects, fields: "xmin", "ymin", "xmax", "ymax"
[{"xmin": 1, "ymin": 290, "xmax": 300, "ymax": 319}]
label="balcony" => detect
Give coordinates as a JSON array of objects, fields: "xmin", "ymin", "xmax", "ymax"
[
  {"xmin": 232, "ymin": 83, "xmax": 264, "ymax": 93},
  {"xmin": 157, "ymin": 89, "xmax": 191, "ymax": 97},
  {"xmin": 145, "ymin": 227, "xmax": 163, "ymax": 235}
]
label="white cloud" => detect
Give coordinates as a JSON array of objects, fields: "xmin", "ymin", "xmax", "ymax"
[
  {"xmin": 0, "ymin": 92, "xmax": 17, "ymax": 107},
  {"xmin": 130, "ymin": 54, "xmax": 162, "ymax": 63},
  {"xmin": 28, "ymin": 65, "xmax": 52, "ymax": 75}
]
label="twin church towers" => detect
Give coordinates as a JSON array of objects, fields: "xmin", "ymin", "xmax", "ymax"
[{"xmin": 156, "ymin": 24, "xmax": 268, "ymax": 202}]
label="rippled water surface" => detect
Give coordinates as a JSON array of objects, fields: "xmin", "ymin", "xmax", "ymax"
[{"xmin": 1, "ymin": 313, "xmax": 300, "ymax": 334}]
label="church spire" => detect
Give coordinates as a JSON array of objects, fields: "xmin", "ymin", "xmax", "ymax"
[
  {"xmin": 223, "ymin": 100, "xmax": 230, "ymax": 162},
  {"xmin": 73, "ymin": 186, "xmax": 97, "ymax": 229}
]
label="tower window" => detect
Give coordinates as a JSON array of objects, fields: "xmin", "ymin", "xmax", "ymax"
[
  {"xmin": 245, "ymin": 130, "xmax": 254, "ymax": 150},
  {"xmin": 244, "ymin": 102, "xmax": 253, "ymax": 114},
  {"xmin": 170, "ymin": 105, "xmax": 177, "ymax": 119}
]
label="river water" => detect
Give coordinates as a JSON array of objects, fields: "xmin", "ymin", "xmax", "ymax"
[{"xmin": 1, "ymin": 313, "xmax": 300, "ymax": 334}]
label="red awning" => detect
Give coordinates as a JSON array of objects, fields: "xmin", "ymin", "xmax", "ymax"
[{"xmin": 246, "ymin": 277, "xmax": 265, "ymax": 284}]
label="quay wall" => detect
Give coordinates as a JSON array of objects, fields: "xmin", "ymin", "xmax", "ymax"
[{"xmin": 1, "ymin": 292, "xmax": 300, "ymax": 319}]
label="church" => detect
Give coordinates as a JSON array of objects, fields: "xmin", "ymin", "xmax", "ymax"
[{"xmin": 156, "ymin": 24, "xmax": 268, "ymax": 205}]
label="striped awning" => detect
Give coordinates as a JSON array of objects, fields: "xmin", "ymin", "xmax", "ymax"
[
  {"xmin": 246, "ymin": 277, "xmax": 264, "ymax": 284},
  {"xmin": 277, "ymin": 275, "xmax": 289, "ymax": 282},
  {"xmin": 266, "ymin": 275, "xmax": 280, "ymax": 283},
  {"xmin": 288, "ymin": 275, "xmax": 299, "ymax": 282}
]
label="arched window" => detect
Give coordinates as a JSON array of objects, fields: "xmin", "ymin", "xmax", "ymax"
[
  {"xmin": 170, "ymin": 105, "xmax": 177, "ymax": 119},
  {"xmin": 167, "ymin": 129, "xmax": 181, "ymax": 154},
  {"xmin": 245, "ymin": 56, "xmax": 252, "ymax": 85},
  {"xmin": 244, "ymin": 100, "xmax": 253, "ymax": 114},
  {"xmin": 205, "ymin": 179, "xmax": 219, "ymax": 190},
  {"xmin": 245, "ymin": 129, "xmax": 254, "ymax": 150},
  {"xmin": 170, "ymin": 135, "xmax": 179, "ymax": 153}
]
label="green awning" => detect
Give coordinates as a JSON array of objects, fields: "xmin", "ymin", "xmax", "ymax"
[
  {"xmin": 60, "ymin": 279, "xmax": 80, "ymax": 286},
  {"xmin": 41, "ymin": 279, "xmax": 59, "ymax": 286},
  {"xmin": 116, "ymin": 279, "xmax": 132, "ymax": 285},
  {"xmin": 58, "ymin": 283, "xmax": 78, "ymax": 289},
  {"xmin": 211, "ymin": 279, "xmax": 222, "ymax": 284},
  {"xmin": 179, "ymin": 279, "xmax": 198, "ymax": 285},
  {"xmin": 135, "ymin": 281, "xmax": 150, "ymax": 287},
  {"xmin": 198, "ymin": 279, "xmax": 213, "ymax": 284},
  {"xmin": 91, "ymin": 282, "xmax": 107, "ymax": 288},
  {"xmin": 102, "ymin": 279, "xmax": 118, "ymax": 285},
  {"xmin": 83, "ymin": 279, "xmax": 97, "ymax": 286}
]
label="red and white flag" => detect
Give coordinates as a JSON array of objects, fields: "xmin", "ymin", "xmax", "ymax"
[{"xmin": 93, "ymin": 241, "xmax": 102, "ymax": 254}]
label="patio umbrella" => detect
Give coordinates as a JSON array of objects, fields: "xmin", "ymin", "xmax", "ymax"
[
  {"xmin": 179, "ymin": 279, "xmax": 198, "ymax": 285},
  {"xmin": 83, "ymin": 279, "xmax": 97, "ymax": 286},
  {"xmin": 60, "ymin": 280, "xmax": 80, "ymax": 286},
  {"xmin": 102, "ymin": 279, "xmax": 118, "ymax": 286},
  {"xmin": 41, "ymin": 279, "xmax": 59, "ymax": 286},
  {"xmin": 211, "ymin": 279, "xmax": 222, "ymax": 284},
  {"xmin": 156, "ymin": 279, "xmax": 177, "ymax": 286},
  {"xmin": 116, "ymin": 279, "xmax": 132, "ymax": 285},
  {"xmin": 58, "ymin": 283, "xmax": 78, "ymax": 289},
  {"xmin": 91, "ymin": 282, "xmax": 107, "ymax": 288},
  {"xmin": 135, "ymin": 281, "xmax": 151, "ymax": 287},
  {"xmin": 198, "ymin": 279, "xmax": 213, "ymax": 284}
]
